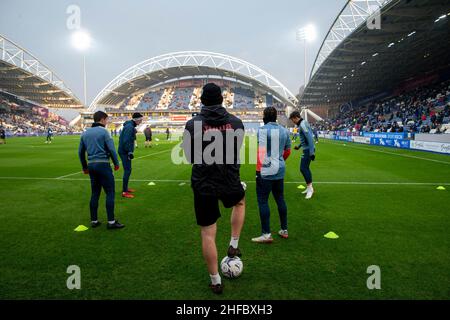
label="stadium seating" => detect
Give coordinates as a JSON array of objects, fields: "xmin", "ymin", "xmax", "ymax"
[
  {"xmin": 114, "ymin": 84, "xmax": 287, "ymax": 112},
  {"xmin": 316, "ymin": 79, "xmax": 450, "ymax": 134},
  {"xmin": 157, "ymin": 87, "xmax": 175, "ymax": 110},
  {"xmin": 223, "ymin": 88, "xmax": 234, "ymax": 108},
  {"xmin": 190, "ymin": 87, "xmax": 202, "ymax": 109},
  {"xmin": 168, "ymin": 87, "xmax": 195, "ymax": 110},
  {"xmin": 0, "ymin": 94, "xmax": 71, "ymax": 136},
  {"xmin": 136, "ymin": 90, "xmax": 164, "ymax": 111},
  {"xmin": 233, "ymin": 87, "xmax": 255, "ymax": 109}
]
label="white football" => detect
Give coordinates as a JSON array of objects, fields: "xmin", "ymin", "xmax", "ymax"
[{"xmin": 221, "ymin": 256, "xmax": 243, "ymax": 279}]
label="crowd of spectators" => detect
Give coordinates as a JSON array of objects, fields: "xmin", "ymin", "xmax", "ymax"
[
  {"xmin": 0, "ymin": 94, "xmax": 74, "ymax": 136},
  {"xmin": 315, "ymin": 79, "xmax": 450, "ymax": 134},
  {"xmin": 118, "ymin": 85, "xmax": 287, "ymax": 111}
]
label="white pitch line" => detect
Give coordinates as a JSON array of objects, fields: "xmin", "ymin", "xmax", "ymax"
[
  {"xmin": 55, "ymin": 171, "xmax": 82, "ymax": 179},
  {"xmin": 54, "ymin": 149, "xmax": 172, "ymax": 179},
  {"xmin": 0, "ymin": 176, "xmax": 449, "ymax": 186},
  {"xmin": 323, "ymin": 140, "xmax": 450, "ymax": 165},
  {"xmin": 134, "ymin": 149, "xmax": 171, "ymax": 160}
]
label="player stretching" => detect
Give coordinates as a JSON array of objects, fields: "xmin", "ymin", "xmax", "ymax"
[
  {"xmin": 78, "ymin": 111, "xmax": 124, "ymax": 229},
  {"xmin": 144, "ymin": 125, "xmax": 152, "ymax": 148},
  {"xmin": 289, "ymin": 111, "xmax": 316, "ymax": 200},
  {"xmin": 183, "ymin": 83, "xmax": 246, "ymax": 295}
]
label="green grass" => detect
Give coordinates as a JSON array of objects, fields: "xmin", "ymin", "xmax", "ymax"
[{"xmin": 0, "ymin": 135, "xmax": 449, "ymax": 300}]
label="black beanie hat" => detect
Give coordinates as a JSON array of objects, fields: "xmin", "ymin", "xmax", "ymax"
[
  {"xmin": 132, "ymin": 112, "xmax": 143, "ymax": 120},
  {"xmin": 200, "ymin": 83, "xmax": 224, "ymax": 106}
]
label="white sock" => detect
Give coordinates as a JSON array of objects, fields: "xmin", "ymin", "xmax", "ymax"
[
  {"xmin": 108, "ymin": 220, "xmax": 116, "ymax": 224},
  {"xmin": 308, "ymin": 184, "xmax": 314, "ymax": 191},
  {"xmin": 263, "ymin": 233, "xmax": 272, "ymax": 239},
  {"xmin": 230, "ymin": 236, "xmax": 239, "ymax": 249},
  {"xmin": 91, "ymin": 220, "xmax": 98, "ymax": 223},
  {"xmin": 210, "ymin": 273, "xmax": 221, "ymax": 285}
]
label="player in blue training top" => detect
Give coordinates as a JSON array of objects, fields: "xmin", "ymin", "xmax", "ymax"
[
  {"xmin": 78, "ymin": 111, "xmax": 124, "ymax": 229},
  {"xmin": 118, "ymin": 112, "xmax": 143, "ymax": 199},
  {"xmin": 289, "ymin": 111, "xmax": 316, "ymax": 199}
]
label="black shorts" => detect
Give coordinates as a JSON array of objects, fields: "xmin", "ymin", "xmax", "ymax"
[
  {"xmin": 145, "ymin": 137, "xmax": 152, "ymax": 141},
  {"xmin": 193, "ymin": 190, "xmax": 245, "ymax": 227}
]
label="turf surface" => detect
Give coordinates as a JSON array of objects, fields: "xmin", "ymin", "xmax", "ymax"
[{"xmin": 0, "ymin": 135, "xmax": 449, "ymax": 299}]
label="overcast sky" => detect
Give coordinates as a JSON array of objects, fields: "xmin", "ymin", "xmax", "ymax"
[{"xmin": 0, "ymin": 0, "xmax": 346, "ymax": 104}]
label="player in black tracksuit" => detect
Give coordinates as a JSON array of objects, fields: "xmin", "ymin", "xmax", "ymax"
[{"xmin": 183, "ymin": 83, "xmax": 246, "ymax": 295}]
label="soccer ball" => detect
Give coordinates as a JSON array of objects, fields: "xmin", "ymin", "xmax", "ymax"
[
  {"xmin": 220, "ymin": 256, "xmax": 243, "ymax": 279},
  {"xmin": 241, "ymin": 181, "xmax": 247, "ymax": 191}
]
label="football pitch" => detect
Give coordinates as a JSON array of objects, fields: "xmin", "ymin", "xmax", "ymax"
[{"xmin": 0, "ymin": 135, "xmax": 449, "ymax": 300}]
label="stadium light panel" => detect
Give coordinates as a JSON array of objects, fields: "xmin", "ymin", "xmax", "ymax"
[
  {"xmin": 372, "ymin": 53, "xmax": 379, "ymax": 57},
  {"xmin": 388, "ymin": 42, "xmax": 395, "ymax": 48},
  {"xmin": 71, "ymin": 30, "xmax": 91, "ymax": 51},
  {"xmin": 297, "ymin": 24, "xmax": 317, "ymax": 42},
  {"xmin": 407, "ymin": 31, "xmax": 416, "ymax": 37}
]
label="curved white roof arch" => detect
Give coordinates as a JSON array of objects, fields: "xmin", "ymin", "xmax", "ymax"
[
  {"xmin": 89, "ymin": 51, "xmax": 297, "ymax": 110},
  {"xmin": 311, "ymin": 0, "xmax": 393, "ymax": 78},
  {"xmin": 0, "ymin": 34, "xmax": 80, "ymax": 102}
]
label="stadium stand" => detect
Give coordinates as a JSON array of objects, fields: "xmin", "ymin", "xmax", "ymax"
[
  {"xmin": 168, "ymin": 87, "xmax": 195, "ymax": 110},
  {"xmin": 223, "ymin": 88, "xmax": 234, "ymax": 108},
  {"xmin": 157, "ymin": 87, "xmax": 175, "ymax": 110},
  {"xmin": 109, "ymin": 81, "xmax": 290, "ymax": 113},
  {"xmin": 136, "ymin": 90, "xmax": 164, "ymax": 111},
  {"xmin": 0, "ymin": 92, "xmax": 73, "ymax": 136},
  {"xmin": 315, "ymin": 79, "xmax": 450, "ymax": 134},
  {"xmin": 233, "ymin": 87, "xmax": 255, "ymax": 109},
  {"xmin": 189, "ymin": 87, "xmax": 202, "ymax": 109}
]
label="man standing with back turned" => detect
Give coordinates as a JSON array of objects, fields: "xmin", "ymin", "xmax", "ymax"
[
  {"xmin": 252, "ymin": 106, "xmax": 291, "ymax": 243},
  {"xmin": 78, "ymin": 111, "xmax": 124, "ymax": 229},
  {"xmin": 183, "ymin": 83, "xmax": 246, "ymax": 295},
  {"xmin": 289, "ymin": 111, "xmax": 316, "ymax": 199},
  {"xmin": 118, "ymin": 112, "xmax": 143, "ymax": 199}
]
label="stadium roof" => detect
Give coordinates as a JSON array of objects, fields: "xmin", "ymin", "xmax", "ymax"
[
  {"xmin": 0, "ymin": 34, "xmax": 83, "ymax": 108},
  {"xmin": 89, "ymin": 51, "xmax": 298, "ymax": 111},
  {"xmin": 302, "ymin": 0, "xmax": 450, "ymax": 106}
]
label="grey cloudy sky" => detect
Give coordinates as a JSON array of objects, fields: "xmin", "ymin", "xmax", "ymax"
[{"xmin": 0, "ymin": 0, "xmax": 346, "ymax": 104}]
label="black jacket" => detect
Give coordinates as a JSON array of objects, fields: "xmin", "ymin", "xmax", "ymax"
[{"xmin": 183, "ymin": 105, "xmax": 245, "ymax": 196}]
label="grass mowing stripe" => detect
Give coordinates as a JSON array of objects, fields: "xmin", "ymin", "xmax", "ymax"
[
  {"xmin": 322, "ymin": 140, "xmax": 450, "ymax": 165},
  {"xmin": 0, "ymin": 176, "xmax": 449, "ymax": 185},
  {"xmin": 54, "ymin": 148, "xmax": 173, "ymax": 179},
  {"xmin": 1, "ymin": 136, "xmax": 449, "ymax": 299}
]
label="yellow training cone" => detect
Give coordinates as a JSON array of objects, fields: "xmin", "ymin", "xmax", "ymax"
[
  {"xmin": 74, "ymin": 225, "xmax": 89, "ymax": 232},
  {"xmin": 148, "ymin": 182, "xmax": 156, "ymax": 186},
  {"xmin": 297, "ymin": 185, "xmax": 306, "ymax": 190},
  {"xmin": 179, "ymin": 183, "xmax": 186, "ymax": 186},
  {"xmin": 436, "ymin": 186, "xmax": 446, "ymax": 191},
  {"xmin": 324, "ymin": 231, "xmax": 339, "ymax": 239}
]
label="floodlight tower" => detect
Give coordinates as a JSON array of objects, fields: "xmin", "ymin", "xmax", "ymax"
[
  {"xmin": 71, "ymin": 30, "xmax": 92, "ymax": 106},
  {"xmin": 296, "ymin": 24, "xmax": 317, "ymax": 87}
]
